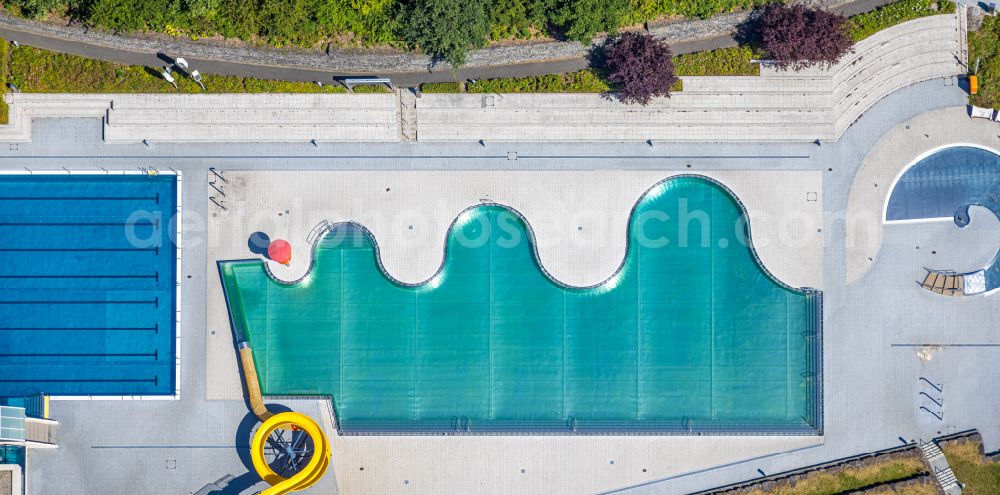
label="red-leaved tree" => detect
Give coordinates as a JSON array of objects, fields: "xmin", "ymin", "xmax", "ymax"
[
  {"xmin": 603, "ymin": 32, "xmax": 678, "ymax": 105},
  {"xmin": 758, "ymin": 4, "xmax": 853, "ymax": 70}
]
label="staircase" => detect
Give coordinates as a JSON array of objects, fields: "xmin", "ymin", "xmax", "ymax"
[
  {"xmin": 23, "ymin": 418, "xmax": 57, "ymax": 448},
  {"xmin": 399, "ymin": 88, "xmax": 418, "ymax": 142},
  {"xmin": 920, "ymin": 441, "xmax": 962, "ymax": 495}
]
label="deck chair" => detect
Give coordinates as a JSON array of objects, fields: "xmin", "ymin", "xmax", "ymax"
[{"xmin": 921, "ymin": 271, "xmax": 940, "ymax": 291}]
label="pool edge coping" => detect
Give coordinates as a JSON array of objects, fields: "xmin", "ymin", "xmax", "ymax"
[
  {"xmin": 215, "ymin": 174, "xmax": 825, "ymax": 435},
  {"xmin": 1, "ymin": 168, "xmax": 183, "ymax": 402}
]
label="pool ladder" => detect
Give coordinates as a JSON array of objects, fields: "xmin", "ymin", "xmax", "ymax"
[
  {"xmin": 307, "ymin": 220, "xmax": 333, "ymax": 245},
  {"xmin": 209, "ymin": 167, "xmax": 227, "ymax": 211}
]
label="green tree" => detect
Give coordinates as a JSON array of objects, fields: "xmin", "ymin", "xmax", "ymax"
[
  {"xmin": 257, "ymin": 0, "xmax": 317, "ymax": 43},
  {"xmin": 488, "ymin": 0, "xmax": 549, "ymax": 40},
  {"xmin": 315, "ymin": 0, "xmax": 398, "ymax": 43},
  {"xmin": 399, "ymin": 0, "xmax": 490, "ymax": 67},
  {"xmin": 86, "ymin": 0, "xmax": 179, "ymax": 31},
  {"xmin": 214, "ymin": 0, "xmax": 261, "ymax": 39},
  {"xmin": 9, "ymin": 0, "xmax": 65, "ymax": 19},
  {"xmin": 181, "ymin": 0, "xmax": 220, "ymax": 18},
  {"xmin": 551, "ymin": 0, "xmax": 626, "ymax": 44}
]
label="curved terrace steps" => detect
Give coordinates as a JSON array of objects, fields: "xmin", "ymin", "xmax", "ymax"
[
  {"xmin": 416, "ymin": 13, "xmax": 963, "ymax": 143},
  {"xmin": 0, "ymin": 13, "xmax": 964, "ymax": 144},
  {"xmin": 834, "ymin": 60, "xmax": 962, "ymax": 134},
  {"xmin": 761, "ymin": 15, "xmax": 959, "ymax": 79}
]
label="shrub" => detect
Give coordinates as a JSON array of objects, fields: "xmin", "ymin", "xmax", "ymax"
[
  {"xmin": 420, "ymin": 81, "xmax": 462, "ymax": 92},
  {"xmin": 674, "ymin": 46, "xmax": 760, "ymax": 76},
  {"xmin": 398, "ymin": 0, "xmax": 491, "ymax": 67},
  {"xmin": 847, "ymin": 0, "xmax": 954, "ymax": 41},
  {"xmin": 550, "ymin": 0, "xmax": 627, "ymax": 44},
  {"xmin": 488, "ymin": 0, "xmax": 547, "ymax": 40},
  {"xmin": 8, "ymin": 0, "xmax": 64, "ymax": 18},
  {"xmin": 758, "ymin": 3, "xmax": 852, "ymax": 70},
  {"xmin": 315, "ymin": 0, "xmax": 398, "ymax": 44},
  {"xmin": 466, "ymin": 70, "xmax": 609, "ymax": 93},
  {"xmin": 86, "ymin": 0, "xmax": 179, "ymax": 32},
  {"xmin": 969, "ymin": 13, "xmax": 1000, "ymax": 108},
  {"xmin": 602, "ymin": 32, "xmax": 677, "ymax": 105},
  {"xmin": 256, "ymin": 0, "xmax": 318, "ymax": 44},
  {"xmin": 624, "ymin": 0, "xmax": 771, "ymax": 24},
  {"xmin": 350, "ymin": 83, "xmax": 391, "ymax": 92},
  {"xmin": 214, "ymin": 0, "xmax": 261, "ymax": 40}
]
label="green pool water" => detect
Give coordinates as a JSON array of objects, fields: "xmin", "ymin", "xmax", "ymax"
[{"xmin": 219, "ymin": 176, "xmax": 821, "ymax": 434}]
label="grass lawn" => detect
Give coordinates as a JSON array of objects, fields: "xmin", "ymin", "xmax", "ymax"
[
  {"xmin": 422, "ymin": 46, "xmax": 759, "ymax": 94},
  {"xmin": 466, "ymin": 70, "xmax": 610, "ymax": 93},
  {"xmin": 734, "ymin": 456, "xmax": 928, "ymax": 495},
  {"xmin": 0, "ymin": 42, "xmax": 349, "ymax": 123},
  {"xmin": 847, "ymin": 0, "xmax": 956, "ymax": 41},
  {"xmin": 674, "ymin": 46, "xmax": 760, "ymax": 76},
  {"xmin": 942, "ymin": 441, "xmax": 1000, "ymax": 495},
  {"xmin": 0, "ymin": 40, "xmax": 7, "ymax": 123},
  {"xmin": 420, "ymin": 82, "xmax": 463, "ymax": 93},
  {"xmin": 5, "ymin": 45, "xmax": 346, "ymax": 95},
  {"xmin": 969, "ymin": 14, "xmax": 1000, "ymax": 108}
]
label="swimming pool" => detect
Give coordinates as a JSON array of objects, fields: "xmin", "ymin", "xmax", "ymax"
[
  {"xmin": 886, "ymin": 146, "xmax": 1000, "ymax": 294},
  {"xmin": 0, "ymin": 173, "xmax": 178, "ymax": 397},
  {"xmin": 220, "ymin": 176, "xmax": 822, "ymax": 434}
]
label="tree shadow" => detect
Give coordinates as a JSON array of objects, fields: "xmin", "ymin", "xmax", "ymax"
[
  {"xmin": 587, "ymin": 38, "xmax": 611, "ymax": 74},
  {"xmin": 544, "ymin": 21, "xmax": 572, "ymax": 43},
  {"xmin": 734, "ymin": 7, "xmax": 764, "ymax": 47},
  {"xmin": 587, "ymin": 37, "xmax": 618, "ymax": 101},
  {"xmin": 142, "ymin": 66, "xmax": 165, "ymax": 80},
  {"xmin": 156, "ymin": 52, "xmax": 175, "ymax": 66}
]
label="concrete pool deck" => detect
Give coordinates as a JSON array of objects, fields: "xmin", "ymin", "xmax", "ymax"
[
  {"xmin": 211, "ymin": 170, "xmax": 824, "ymax": 287},
  {"xmin": 3, "ymin": 73, "xmax": 998, "ymax": 495},
  {"xmin": 205, "ymin": 170, "xmax": 824, "ymax": 403},
  {"xmin": 847, "ymin": 105, "xmax": 1000, "ymax": 285},
  {"xmin": 206, "ymin": 171, "xmax": 825, "ymax": 493}
]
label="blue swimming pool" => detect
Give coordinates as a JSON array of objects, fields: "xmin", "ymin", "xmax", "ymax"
[{"xmin": 0, "ymin": 174, "xmax": 178, "ymax": 397}]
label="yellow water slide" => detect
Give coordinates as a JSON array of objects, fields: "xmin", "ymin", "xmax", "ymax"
[{"xmin": 239, "ymin": 342, "xmax": 331, "ymax": 494}]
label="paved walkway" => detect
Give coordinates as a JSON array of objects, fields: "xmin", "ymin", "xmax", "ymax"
[
  {"xmin": 0, "ymin": 13, "xmax": 966, "ymax": 145},
  {"xmin": 0, "ymin": 0, "xmax": 891, "ymax": 85},
  {"xmin": 211, "ymin": 171, "xmax": 824, "ymax": 288},
  {"xmin": 0, "ymin": 93, "xmax": 401, "ymax": 143}
]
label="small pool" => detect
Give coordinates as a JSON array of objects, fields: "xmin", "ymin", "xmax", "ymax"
[
  {"xmin": 0, "ymin": 173, "xmax": 178, "ymax": 397},
  {"xmin": 220, "ymin": 176, "xmax": 822, "ymax": 434},
  {"xmin": 886, "ymin": 146, "xmax": 1000, "ymax": 293}
]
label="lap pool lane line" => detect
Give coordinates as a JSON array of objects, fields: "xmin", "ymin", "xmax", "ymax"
[{"xmin": 239, "ymin": 342, "xmax": 331, "ymax": 495}]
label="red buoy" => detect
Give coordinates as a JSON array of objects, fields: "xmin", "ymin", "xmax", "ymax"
[{"xmin": 268, "ymin": 239, "xmax": 292, "ymax": 265}]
